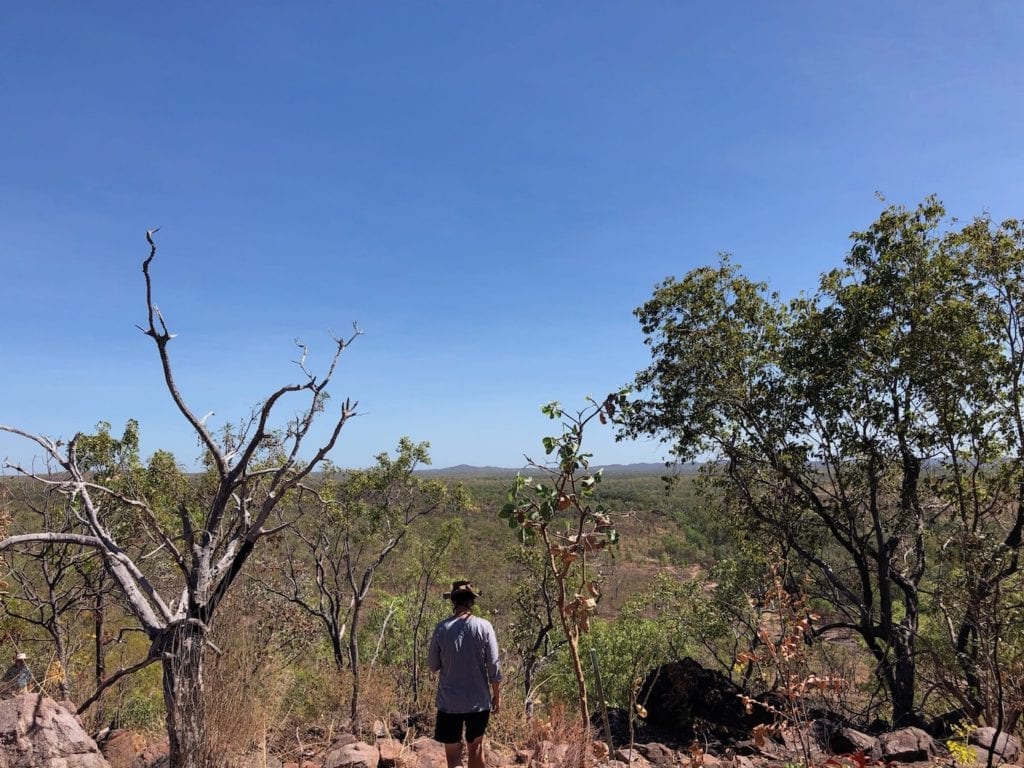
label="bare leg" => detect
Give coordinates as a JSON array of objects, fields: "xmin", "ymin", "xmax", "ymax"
[
  {"xmin": 466, "ymin": 736, "xmax": 485, "ymax": 768},
  {"xmin": 444, "ymin": 741, "xmax": 464, "ymax": 768}
]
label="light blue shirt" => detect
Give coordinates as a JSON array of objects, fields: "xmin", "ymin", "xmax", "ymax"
[{"xmin": 428, "ymin": 614, "xmax": 501, "ymax": 713}]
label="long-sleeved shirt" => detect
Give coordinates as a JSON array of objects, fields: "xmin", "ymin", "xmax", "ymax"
[{"xmin": 428, "ymin": 614, "xmax": 501, "ymax": 713}]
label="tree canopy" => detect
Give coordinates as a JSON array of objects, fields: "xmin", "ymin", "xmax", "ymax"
[{"xmin": 624, "ymin": 197, "xmax": 1024, "ymax": 727}]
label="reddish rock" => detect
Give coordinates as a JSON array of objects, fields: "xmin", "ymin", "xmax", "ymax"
[
  {"xmin": 135, "ymin": 737, "xmax": 169, "ymax": 768},
  {"xmin": 325, "ymin": 741, "xmax": 379, "ymax": 768},
  {"xmin": 408, "ymin": 737, "xmax": 445, "ymax": 768},
  {"xmin": 634, "ymin": 743, "xmax": 678, "ymax": 766},
  {"xmin": 102, "ymin": 730, "xmax": 147, "ymax": 768},
  {"xmin": 878, "ymin": 727, "xmax": 936, "ymax": 763},
  {"xmin": 828, "ymin": 727, "xmax": 880, "ymax": 759},
  {"xmin": 614, "ymin": 747, "xmax": 651, "ymax": 766}
]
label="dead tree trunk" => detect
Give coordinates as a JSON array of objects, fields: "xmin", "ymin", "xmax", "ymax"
[{"xmin": 158, "ymin": 621, "xmax": 209, "ymax": 768}]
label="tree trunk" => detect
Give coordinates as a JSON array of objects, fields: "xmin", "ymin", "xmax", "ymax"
[
  {"xmin": 348, "ymin": 598, "xmax": 363, "ymax": 735},
  {"xmin": 329, "ymin": 620, "xmax": 346, "ymax": 672},
  {"xmin": 890, "ymin": 623, "xmax": 918, "ymax": 727},
  {"xmin": 160, "ymin": 621, "xmax": 208, "ymax": 768},
  {"xmin": 52, "ymin": 624, "xmax": 71, "ymax": 701}
]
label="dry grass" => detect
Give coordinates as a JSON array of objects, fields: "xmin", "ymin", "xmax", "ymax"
[{"xmin": 204, "ymin": 599, "xmax": 299, "ymax": 765}]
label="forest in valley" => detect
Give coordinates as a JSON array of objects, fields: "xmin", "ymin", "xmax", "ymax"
[{"xmin": 4, "ymin": 198, "xmax": 1024, "ymax": 767}]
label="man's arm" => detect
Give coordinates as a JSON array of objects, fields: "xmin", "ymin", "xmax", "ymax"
[
  {"xmin": 484, "ymin": 622, "xmax": 502, "ymax": 712},
  {"xmin": 490, "ymin": 680, "xmax": 501, "ymax": 714},
  {"xmin": 427, "ymin": 626, "xmax": 441, "ymax": 673}
]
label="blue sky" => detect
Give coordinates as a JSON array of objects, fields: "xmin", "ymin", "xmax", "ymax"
[{"xmin": 2, "ymin": 3, "xmax": 1023, "ymax": 471}]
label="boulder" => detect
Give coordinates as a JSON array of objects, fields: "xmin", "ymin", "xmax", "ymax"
[
  {"xmin": 0, "ymin": 692, "xmax": 110, "ymax": 767},
  {"xmin": 969, "ymin": 727, "xmax": 1021, "ymax": 763},
  {"xmin": 408, "ymin": 737, "xmax": 444, "ymax": 768},
  {"xmin": 101, "ymin": 730, "xmax": 147, "ymax": 768},
  {"xmin": 827, "ymin": 727, "xmax": 879, "ymax": 759},
  {"xmin": 378, "ymin": 739, "xmax": 414, "ymax": 768},
  {"xmin": 633, "ymin": 743, "xmax": 678, "ymax": 767},
  {"xmin": 637, "ymin": 659, "xmax": 771, "ymax": 742},
  {"xmin": 613, "ymin": 747, "xmax": 651, "ymax": 767},
  {"xmin": 135, "ymin": 738, "xmax": 169, "ymax": 768},
  {"xmin": 324, "ymin": 741, "xmax": 378, "ymax": 768},
  {"xmin": 878, "ymin": 727, "xmax": 936, "ymax": 763}
]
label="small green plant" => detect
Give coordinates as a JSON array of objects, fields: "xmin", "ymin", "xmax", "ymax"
[
  {"xmin": 946, "ymin": 721, "xmax": 975, "ymax": 766},
  {"xmin": 500, "ymin": 392, "xmax": 629, "ymax": 738}
]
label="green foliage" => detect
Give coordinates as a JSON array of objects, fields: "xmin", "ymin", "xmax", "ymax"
[
  {"xmin": 572, "ymin": 605, "xmax": 673, "ymax": 711},
  {"xmin": 500, "ymin": 393, "xmax": 630, "ymax": 730},
  {"xmin": 115, "ymin": 661, "xmax": 165, "ymax": 732},
  {"xmin": 625, "ymin": 196, "xmax": 1024, "ymax": 726},
  {"xmin": 947, "ymin": 722, "xmax": 975, "ymax": 766}
]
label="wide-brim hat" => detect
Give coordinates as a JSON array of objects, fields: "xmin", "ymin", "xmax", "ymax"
[
  {"xmin": 14, "ymin": 653, "xmax": 27, "ymax": 661},
  {"xmin": 443, "ymin": 580, "xmax": 481, "ymax": 600}
]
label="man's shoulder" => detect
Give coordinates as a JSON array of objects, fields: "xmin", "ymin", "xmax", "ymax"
[{"xmin": 469, "ymin": 616, "xmax": 496, "ymax": 633}]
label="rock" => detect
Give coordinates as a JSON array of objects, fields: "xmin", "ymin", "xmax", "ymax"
[
  {"xmin": 324, "ymin": 741, "xmax": 378, "ymax": 768},
  {"xmin": 969, "ymin": 728, "xmax": 1020, "ymax": 763},
  {"xmin": 878, "ymin": 727, "xmax": 936, "ymax": 762},
  {"xmin": 101, "ymin": 730, "xmax": 147, "ymax": 768},
  {"xmin": 0, "ymin": 692, "xmax": 110, "ymax": 767},
  {"xmin": 534, "ymin": 740, "xmax": 569, "ymax": 765},
  {"xmin": 378, "ymin": 739, "xmax": 414, "ymax": 768},
  {"xmin": 638, "ymin": 658, "xmax": 771, "ymax": 742},
  {"xmin": 408, "ymin": 737, "xmax": 445, "ymax": 768},
  {"xmin": 827, "ymin": 727, "xmax": 880, "ymax": 759},
  {"xmin": 613, "ymin": 747, "xmax": 651, "ymax": 766},
  {"xmin": 135, "ymin": 738, "xmax": 169, "ymax": 768},
  {"xmin": 634, "ymin": 743, "xmax": 678, "ymax": 766},
  {"xmin": 328, "ymin": 735, "xmax": 360, "ymax": 751},
  {"xmin": 780, "ymin": 724, "xmax": 825, "ymax": 761},
  {"xmin": 928, "ymin": 710, "xmax": 968, "ymax": 739}
]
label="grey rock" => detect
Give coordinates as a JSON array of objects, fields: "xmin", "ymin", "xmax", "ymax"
[
  {"xmin": 324, "ymin": 742, "xmax": 378, "ymax": 768},
  {"xmin": 829, "ymin": 727, "xmax": 880, "ymax": 759},
  {"xmin": 0, "ymin": 693, "xmax": 110, "ymax": 768},
  {"xmin": 878, "ymin": 727, "xmax": 936, "ymax": 762},
  {"xmin": 969, "ymin": 728, "xmax": 1020, "ymax": 763}
]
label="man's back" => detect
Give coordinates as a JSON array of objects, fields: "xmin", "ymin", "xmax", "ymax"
[{"xmin": 428, "ymin": 614, "xmax": 500, "ymax": 713}]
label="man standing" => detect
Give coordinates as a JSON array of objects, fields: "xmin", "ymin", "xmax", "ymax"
[
  {"xmin": 428, "ymin": 580, "xmax": 501, "ymax": 768},
  {"xmin": 0, "ymin": 653, "xmax": 32, "ymax": 697}
]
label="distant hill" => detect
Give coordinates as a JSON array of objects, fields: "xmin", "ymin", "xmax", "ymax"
[{"xmin": 416, "ymin": 461, "xmax": 695, "ymax": 478}]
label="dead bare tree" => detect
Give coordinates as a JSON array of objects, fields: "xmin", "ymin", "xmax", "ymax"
[{"xmin": 0, "ymin": 231, "xmax": 359, "ymax": 768}]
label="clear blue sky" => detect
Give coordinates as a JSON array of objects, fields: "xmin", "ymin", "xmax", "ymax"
[{"xmin": 2, "ymin": 3, "xmax": 1022, "ymax": 470}]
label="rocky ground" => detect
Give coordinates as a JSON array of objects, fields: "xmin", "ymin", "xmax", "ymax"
[{"xmin": 1, "ymin": 657, "xmax": 1021, "ymax": 768}]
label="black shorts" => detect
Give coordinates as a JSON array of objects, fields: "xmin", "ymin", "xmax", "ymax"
[{"xmin": 434, "ymin": 710, "xmax": 491, "ymax": 744}]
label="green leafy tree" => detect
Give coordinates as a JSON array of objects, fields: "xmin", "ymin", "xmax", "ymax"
[
  {"xmin": 624, "ymin": 199, "xmax": 1024, "ymax": 727},
  {"xmin": 263, "ymin": 438, "xmax": 468, "ymax": 733},
  {"xmin": 406, "ymin": 518, "xmax": 463, "ymax": 704}
]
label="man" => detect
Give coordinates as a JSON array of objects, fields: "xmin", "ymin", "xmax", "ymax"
[
  {"xmin": 428, "ymin": 580, "xmax": 501, "ymax": 768},
  {"xmin": 0, "ymin": 653, "xmax": 32, "ymax": 697}
]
